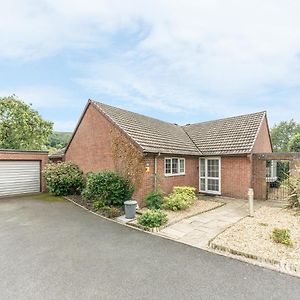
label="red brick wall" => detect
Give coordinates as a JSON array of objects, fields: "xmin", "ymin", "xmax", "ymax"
[
  {"xmin": 251, "ymin": 116, "xmax": 272, "ymax": 200},
  {"xmin": 65, "ymin": 104, "xmax": 147, "ymax": 206},
  {"xmin": 65, "ymin": 104, "xmax": 116, "ymax": 172},
  {"xmin": 252, "ymin": 117, "xmax": 272, "ymax": 153},
  {"xmin": 0, "ymin": 150, "xmax": 48, "ymax": 192},
  {"xmin": 155, "ymin": 155, "xmax": 199, "ymax": 194},
  {"xmin": 221, "ymin": 155, "xmax": 251, "ymax": 199}
]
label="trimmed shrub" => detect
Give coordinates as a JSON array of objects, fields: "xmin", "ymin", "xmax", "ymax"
[
  {"xmin": 43, "ymin": 162, "xmax": 85, "ymax": 196},
  {"xmin": 145, "ymin": 190, "xmax": 164, "ymax": 209},
  {"xmin": 162, "ymin": 186, "xmax": 197, "ymax": 211},
  {"xmin": 137, "ymin": 209, "xmax": 168, "ymax": 228},
  {"xmin": 271, "ymin": 228, "xmax": 293, "ymax": 246},
  {"xmin": 82, "ymin": 171, "xmax": 134, "ymax": 207}
]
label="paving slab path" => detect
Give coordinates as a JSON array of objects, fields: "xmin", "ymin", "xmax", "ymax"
[{"xmin": 158, "ymin": 198, "xmax": 266, "ymax": 249}]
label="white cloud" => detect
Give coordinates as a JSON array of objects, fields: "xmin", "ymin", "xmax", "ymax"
[
  {"xmin": 0, "ymin": 85, "xmax": 74, "ymax": 109},
  {"xmin": 1, "ymin": 0, "xmax": 300, "ymax": 124}
]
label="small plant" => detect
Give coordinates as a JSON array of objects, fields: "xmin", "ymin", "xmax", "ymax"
[
  {"xmin": 92, "ymin": 200, "xmax": 105, "ymax": 211},
  {"xmin": 137, "ymin": 210, "xmax": 168, "ymax": 228},
  {"xmin": 258, "ymin": 222, "xmax": 268, "ymax": 227},
  {"xmin": 162, "ymin": 186, "xmax": 197, "ymax": 211},
  {"xmin": 82, "ymin": 171, "xmax": 134, "ymax": 207},
  {"xmin": 145, "ymin": 190, "xmax": 164, "ymax": 209},
  {"xmin": 43, "ymin": 162, "xmax": 85, "ymax": 196},
  {"xmin": 271, "ymin": 228, "xmax": 293, "ymax": 246},
  {"xmin": 98, "ymin": 206, "xmax": 123, "ymax": 218}
]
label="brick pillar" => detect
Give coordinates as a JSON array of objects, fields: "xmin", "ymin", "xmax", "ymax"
[{"xmin": 252, "ymin": 159, "xmax": 267, "ymax": 200}]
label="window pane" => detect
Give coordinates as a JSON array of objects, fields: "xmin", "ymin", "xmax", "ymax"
[
  {"xmin": 200, "ymin": 178, "xmax": 206, "ymax": 191},
  {"xmin": 207, "ymin": 159, "xmax": 219, "ymax": 178},
  {"xmin": 172, "ymin": 158, "xmax": 178, "ymax": 174},
  {"xmin": 200, "ymin": 159, "xmax": 205, "ymax": 177},
  {"xmin": 179, "ymin": 159, "xmax": 185, "ymax": 173},
  {"xmin": 207, "ymin": 179, "xmax": 219, "ymax": 191},
  {"xmin": 165, "ymin": 159, "xmax": 171, "ymax": 174}
]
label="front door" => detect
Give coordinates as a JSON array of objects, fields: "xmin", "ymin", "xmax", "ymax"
[{"xmin": 199, "ymin": 157, "xmax": 221, "ymax": 195}]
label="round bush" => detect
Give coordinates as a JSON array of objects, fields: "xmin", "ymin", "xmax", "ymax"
[
  {"xmin": 145, "ymin": 190, "xmax": 164, "ymax": 209},
  {"xmin": 43, "ymin": 162, "xmax": 85, "ymax": 196},
  {"xmin": 162, "ymin": 186, "xmax": 197, "ymax": 211},
  {"xmin": 137, "ymin": 209, "xmax": 168, "ymax": 228},
  {"xmin": 82, "ymin": 171, "xmax": 134, "ymax": 207}
]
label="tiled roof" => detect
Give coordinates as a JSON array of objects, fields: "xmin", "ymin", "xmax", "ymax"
[
  {"xmin": 91, "ymin": 101, "xmax": 200, "ymax": 155},
  {"xmin": 90, "ymin": 100, "xmax": 266, "ymax": 156},
  {"xmin": 49, "ymin": 147, "xmax": 66, "ymax": 158},
  {"xmin": 183, "ymin": 111, "xmax": 266, "ymax": 155}
]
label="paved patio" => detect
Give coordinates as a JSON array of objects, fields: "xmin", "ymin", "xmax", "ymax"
[{"xmin": 158, "ymin": 198, "xmax": 270, "ymax": 249}]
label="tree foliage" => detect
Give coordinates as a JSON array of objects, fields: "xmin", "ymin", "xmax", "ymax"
[
  {"xmin": 270, "ymin": 120, "xmax": 300, "ymax": 152},
  {"xmin": 0, "ymin": 96, "xmax": 53, "ymax": 150},
  {"xmin": 288, "ymin": 133, "xmax": 300, "ymax": 152},
  {"xmin": 47, "ymin": 131, "xmax": 72, "ymax": 149}
]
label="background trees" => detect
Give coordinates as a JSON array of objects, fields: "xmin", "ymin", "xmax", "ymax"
[
  {"xmin": 270, "ymin": 120, "xmax": 300, "ymax": 152},
  {"xmin": 0, "ymin": 96, "xmax": 53, "ymax": 150}
]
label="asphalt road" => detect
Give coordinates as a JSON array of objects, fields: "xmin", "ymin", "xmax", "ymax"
[{"xmin": 0, "ymin": 195, "xmax": 299, "ymax": 300}]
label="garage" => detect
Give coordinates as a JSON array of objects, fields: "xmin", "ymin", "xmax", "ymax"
[
  {"xmin": 0, "ymin": 161, "xmax": 41, "ymax": 197},
  {"xmin": 0, "ymin": 150, "xmax": 48, "ymax": 198}
]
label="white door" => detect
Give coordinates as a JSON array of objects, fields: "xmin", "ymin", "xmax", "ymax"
[
  {"xmin": 0, "ymin": 161, "xmax": 41, "ymax": 197},
  {"xmin": 199, "ymin": 158, "xmax": 221, "ymax": 195}
]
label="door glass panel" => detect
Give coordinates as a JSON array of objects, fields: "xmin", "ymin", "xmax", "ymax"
[
  {"xmin": 200, "ymin": 178, "xmax": 206, "ymax": 191},
  {"xmin": 200, "ymin": 159, "xmax": 205, "ymax": 177},
  {"xmin": 207, "ymin": 179, "xmax": 219, "ymax": 191},
  {"xmin": 207, "ymin": 159, "xmax": 219, "ymax": 178}
]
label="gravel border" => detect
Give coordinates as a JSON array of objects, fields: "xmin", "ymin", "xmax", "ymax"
[{"xmin": 209, "ymin": 206, "xmax": 300, "ymax": 277}]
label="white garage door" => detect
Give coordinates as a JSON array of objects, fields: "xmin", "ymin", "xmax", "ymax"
[{"xmin": 0, "ymin": 161, "xmax": 41, "ymax": 197}]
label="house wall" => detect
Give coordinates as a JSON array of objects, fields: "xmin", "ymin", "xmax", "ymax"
[
  {"xmin": 251, "ymin": 116, "xmax": 272, "ymax": 200},
  {"xmin": 252, "ymin": 117, "xmax": 272, "ymax": 153},
  {"xmin": 0, "ymin": 150, "xmax": 48, "ymax": 192},
  {"xmin": 154, "ymin": 155, "xmax": 199, "ymax": 195},
  {"xmin": 221, "ymin": 156, "xmax": 252, "ymax": 199},
  {"xmin": 65, "ymin": 104, "xmax": 147, "ymax": 206}
]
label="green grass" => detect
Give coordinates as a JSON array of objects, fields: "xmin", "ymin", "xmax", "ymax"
[{"xmin": 17, "ymin": 192, "xmax": 65, "ymax": 202}]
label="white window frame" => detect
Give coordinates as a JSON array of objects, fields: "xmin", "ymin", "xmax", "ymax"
[
  {"xmin": 164, "ymin": 157, "xmax": 185, "ymax": 176},
  {"xmin": 199, "ymin": 157, "xmax": 221, "ymax": 195}
]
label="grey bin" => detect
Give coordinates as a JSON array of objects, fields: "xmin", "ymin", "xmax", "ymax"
[{"xmin": 124, "ymin": 200, "xmax": 137, "ymax": 219}]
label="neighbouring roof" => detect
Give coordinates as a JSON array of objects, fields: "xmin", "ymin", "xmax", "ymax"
[
  {"xmin": 183, "ymin": 111, "xmax": 266, "ymax": 155},
  {"xmin": 89, "ymin": 100, "xmax": 267, "ymax": 156},
  {"xmin": 91, "ymin": 101, "xmax": 200, "ymax": 155},
  {"xmin": 49, "ymin": 147, "xmax": 65, "ymax": 159}
]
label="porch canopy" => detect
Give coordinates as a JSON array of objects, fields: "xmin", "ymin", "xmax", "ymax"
[
  {"xmin": 252, "ymin": 152, "xmax": 300, "ymax": 200},
  {"xmin": 252, "ymin": 152, "xmax": 300, "ymax": 160}
]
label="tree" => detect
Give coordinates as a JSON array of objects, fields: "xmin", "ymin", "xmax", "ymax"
[
  {"xmin": 288, "ymin": 133, "xmax": 300, "ymax": 152},
  {"xmin": 270, "ymin": 120, "xmax": 300, "ymax": 152},
  {"xmin": 0, "ymin": 95, "xmax": 53, "ymax": 150}
]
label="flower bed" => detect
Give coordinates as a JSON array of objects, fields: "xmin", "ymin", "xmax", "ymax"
[
  {"xmin": 210, "ymin": 206, "xmax": 300, "ymax": 275},
  {"xmin": 66, "ymin": 195, "xmax": 123, "ymax": 219}
]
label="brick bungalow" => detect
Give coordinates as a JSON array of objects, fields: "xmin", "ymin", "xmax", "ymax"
[{"xmin": 51, "ymin": 100, "xmax": 272, "ymax": 207}]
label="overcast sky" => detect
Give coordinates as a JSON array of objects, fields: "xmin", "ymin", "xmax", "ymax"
[{"xmin": 1, "ymin": 0, "xmax": 300, "ymax": 131}]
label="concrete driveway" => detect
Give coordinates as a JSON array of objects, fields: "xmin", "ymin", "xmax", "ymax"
[{"xmin": 0, "ymin": 195, "xmax": 300, "ymax": 300}]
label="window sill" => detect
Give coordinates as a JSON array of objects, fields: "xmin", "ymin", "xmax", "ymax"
[
  {"xmin": 199, "ymin": 190, "xmax": 221, "ymax": 195},
  {"xmin": 164, "ymin": 173, "xmax": 186, "ymax": 177}
]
